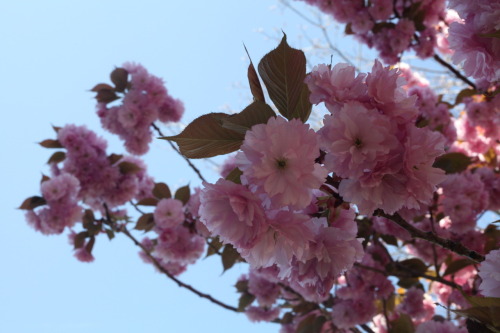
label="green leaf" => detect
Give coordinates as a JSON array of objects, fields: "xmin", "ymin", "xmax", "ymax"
[
  {"xmin": 19, "ymin": 196, "xmax": 47, "ymax": 210},
  {"xmin": 244, "ymin": 44, "xmax": 265, "ymax": 103},
  {"xmin": 118, "ymin": 161, "xmax": 142, "ymax": 174},
  {"xmin": 221, "ymin": 101, "xmax": 275, "ymax": 134},
  {"xmin": 47, "ymin": 151, "xmax": 66, "ymax": 164},
  {"xmin": 389, "ymin": 314, "xmax": 415, "ymax": 333},
  {"xmin": 161, "ymin": 113, "xmax": 245, "ymax": 158},
  {"xmin": 110, "ymin": 67, "xmax": 128, "ymax": 92},
  {"xmin": 135, "ymin": 213, "xmax": 155, "ymax": 231},
  {"xmin": 174, "ymin": 185, "xmax": 190, "ymax": 205},
  {"xmin": 433, "ymin": 152, "xmax": 471, "ymax": 174},
  {"xmin": 136, "ymin": 197, "xmax": 159, "ymax": 206},
  {"xmin": 221, "ymin": 244, "xmax": 241, "ymax": 272},
  {"xmin": 443, "ymin": 258, "xmax": 475, "ymax": 276},
  {"xmin": 153, "ymin": 182, "xmax": 171, "ymax": 199},
  {"xmin": 39, "ymin": 139, "xmax": 63, "ymax": 149},
  {"xmin": 225, "ymin": 167, "xmax": 243, "ymax": 184},
  {"xmin": 257, "ymin": 33, "xmax": 312, "ymax": 122}
]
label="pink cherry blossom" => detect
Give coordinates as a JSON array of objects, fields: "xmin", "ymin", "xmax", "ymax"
[
  {"xmin": 154, "ymin": 198, "xmax": 185, "ymax": 230},
  {"xmin": 245, "ymin": 306, "xmax": 280, "ymax": 323},
  {"xmin": 478, "ymin": 249, "xmax": 500, "ymax": 297},
  {"xmin": 236, "ymin": 116, "xmax": 328, "ymax": 209},
  {"xmin": 318, "ymin": 101, "xmax": 399, "ymax": 179},
  {"xmin": 199, "ymin": 179, "xmax": 268, "ymax": 250}
]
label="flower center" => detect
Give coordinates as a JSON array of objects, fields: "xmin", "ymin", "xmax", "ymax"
[
  {"xmin": 275, "ymin": 158, "xmax": 287, "ymax": 170},
  {"xmin": 354, "ymin": 138, "xmax": 362, "ymax": 148}
]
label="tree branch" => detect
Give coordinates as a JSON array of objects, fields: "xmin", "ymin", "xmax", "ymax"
[
  {"xmin": 433, "ymin": 54, "xmax": 477, "ymax": 90},
  {"xmin": 354, "ymin": 263, "xmax": 460, "ymax": 289},
  {"xmin": 118, "ymin": 224, "xmax": 238, "ymax": 313},
  {"xmin": 375, "ymin": 210, "xmax": 485, "ymax": 263},
  {"xmin": 151, "ymin": 123, "xmax": 207, "ymax": 183}
]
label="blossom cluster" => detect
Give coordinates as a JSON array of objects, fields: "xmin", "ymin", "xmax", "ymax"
[
  {"xmin": 299, "ymin": 0, "xmax": 455, "ymax": 64},
  {"xmin": 137, "ymin": 196, "xmax": 206, "ymax": 276},
  {"xmin": 448, "ymin": 0, "xmax": 500, "ymax": 83},
  {"xmin": 97, "ymin": 63, "xmax": 184, "ymax": 155},
  {"xmin": 306, "ymin": 60, "xmax": 446, "ymax": 215},
  {"xmin": 200, "ymin": 118, "xmax": 364, "ymax": 302}
]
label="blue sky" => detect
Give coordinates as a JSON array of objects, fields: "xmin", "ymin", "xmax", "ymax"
[{"xmin": 0, "ymin": 1, "xmax": 363, "ymax": 332}]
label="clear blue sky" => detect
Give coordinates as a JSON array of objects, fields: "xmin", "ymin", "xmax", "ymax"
[{"xmin": 0, "ymin": 1, "xmax": 366, "ymax": 332}]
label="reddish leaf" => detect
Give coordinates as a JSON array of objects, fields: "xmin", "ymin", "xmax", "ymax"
[
  {"xmin": 454, "ymin": 88, "xmax": 477, "ymax": 106},
  {"xmin": 40, "ymin": 174, "xmax": 50, "ymax": 183},
  {"xmin": 161, "ymin": 113, "xmax": 244, "ymax": 158},
  {"xmin": 39, "ymin": 139, "xmax": 63, "ymax": 149},
  {"xmin": 73, "ymin": 231, "xmax": 88, "ymax": 249},
  {"xmin": 108, "ymin": 153, "xmax": 123, "ymax": 165},
  {"xmin": 221, "ymin": 101, "xmax": 275, "ymax": 134},
  {"xmin": 258, "ymin": 33, "xmax": 311, "ymax": 122},
  {"xmin": 90, "ymin": 83, "xmax": 114, "ymax": 92},
  {"xmin": 174, "ymin": 185, "xmax": 190, "ymax": 205},
  {"xmin": 225, "ymin": 167, "xmax": 242, "ymax": 184},
  {"xmin": 110, "ymin": 67, "xmax": 128, "ymax": 92},
  {"xmin": 153, "ymin": 182, "xmax": 171, "ymax": 199},
  {"xmin": 136, "ymin": 197, "xmax": 159, "ymax": 206},
  {"xmin": 47, "ymin": 151, "xmax": 66, "ymax": 164},
  {"xmin": 433, "ymin": 152, "xmax": 471, "ymax": 174},
  {"xmin": 135, "ymin": 213, "xmax": 155, "ymax": 231},
  {"xmin": 244, "ymin": 44, "xmax": 265, "ymax": 102},
  {"xmin": 85, "ymin": 236, "xmax": 96, "ymax": 253},
  {"xmin": 221, "ymin": 244, "xmax": 242, "ymax": 272},
  {"xmin": 19, "ymin": 196, "xmax": 46, "ymax": 210},
  {"xmin": 95, "ymin": 89, "xmax": 119, "ymax": 103},
  {"xmin": 118, "ymin": 161, "xmax": 142, "ymax": 174}
]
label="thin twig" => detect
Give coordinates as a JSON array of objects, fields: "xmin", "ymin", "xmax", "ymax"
[
  {"xmin": 280, "ymin": 0, "xmax": 359, "ymax": 70},
  {"xmin": 433, "ymin": 54, "xmax": 476, "ymax": 90},
  {"xmin": 375, "ymin": 211, "xmax": 485, "ymax": 263},
  {"xmin": 119, "ymin": 225, "xmax": 239, "ymax": 312},
  {"xmin": 151, "ymin": 123, "xmax": 207, "ymax": 183},
  {"xmin": 354, "ymin": 263, "xmax": 461, "ymax": 290}
]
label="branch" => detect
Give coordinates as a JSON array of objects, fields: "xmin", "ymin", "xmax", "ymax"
[
  {"xmin": 151, "ymin": 123, "xmax": 207, "ymax": 183},
  {"xmin": 354, "ymin": 263, "xmax": 461, "ymax": 289},
  {"xmin": 433, "ymin": 54, "xmax": 477, "ymax": 90},
  {"xmin": 280, "ymin": 0, "xmax": 359, "ymax": 71},
  {"xmin": 375, "ymin": 210, "xmax": 485, "ymax": 263},
  {"xmin": 118, "ymin": 225, "xmax": 238, "ymax": 313}
]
